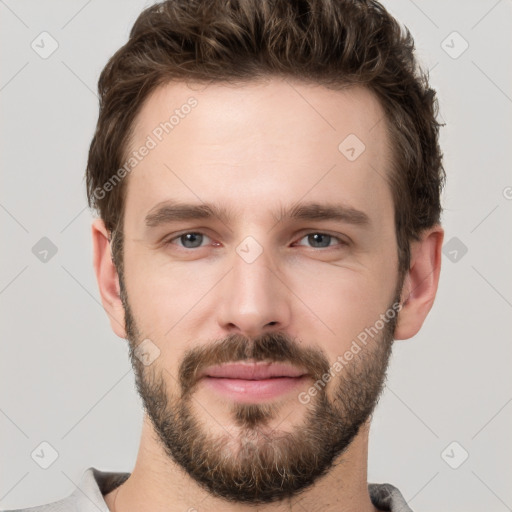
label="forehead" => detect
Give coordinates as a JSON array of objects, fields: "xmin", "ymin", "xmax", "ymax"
[{"xmin": 123, "ymin": 78, "xmax": 394, "ymax": 229}]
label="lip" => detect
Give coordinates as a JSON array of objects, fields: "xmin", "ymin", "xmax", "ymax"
[
  {"xmin": 198, "ymin": 362, "xmax": 309, "ymax": 402},
  {"xmin": 201, "ymin": 361, "xmax": 307, "ymax": 380}
]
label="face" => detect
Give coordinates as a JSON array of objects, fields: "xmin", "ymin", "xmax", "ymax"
[{"xmin": 117, "ymin": 78, "xmax": 402, "ymax": 503}]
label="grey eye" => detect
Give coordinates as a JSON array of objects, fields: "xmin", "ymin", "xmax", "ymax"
[{"xmin": 177, "ymin": 232, "xmax": 208, "ymax": 248}]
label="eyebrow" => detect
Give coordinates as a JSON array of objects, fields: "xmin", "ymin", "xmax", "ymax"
[{"xmin": 144, "ymin": 200, "xmax": 370, "ymax": 229}]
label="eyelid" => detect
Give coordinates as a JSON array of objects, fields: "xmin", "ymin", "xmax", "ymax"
[
  {"xmin": 293, "ymin": 231, "xmax": 349, "ymax": 248},
  {"xmin": 164, "ymin": 231, "xmax": 213, "ymax": 248}
]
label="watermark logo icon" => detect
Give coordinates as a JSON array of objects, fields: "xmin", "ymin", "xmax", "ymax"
[
  {"xmin": 338, "ymin": 134, "xmax": 366, "ymax": 162},
  {"xmin": 236, "ymin": 236, "xmax": 263, "ymax": 264},
  {"xmin": 31, "ymin": 32, "xmax": 59, "ymax": 59},
  {"xmin": 442, "ymin": 236, "xmax": 468, "ymax": 263},
  {"xmin": 31, "ymin": 441, "xmax": 59, "ymax": 469},
  {"xmin": 32, "ymin": 237, "xmax": 58, "ymax": 263},
  {"xmin": 134, "ymin": 338, "xmax": 161, "ymax": 366},
  {"xmin": 441, "ymin": 441, "xmax": 469, "ymax": 469},
  {"xmin": 441, "ymin": 31, "xmax": 469, "ymax": 59}
]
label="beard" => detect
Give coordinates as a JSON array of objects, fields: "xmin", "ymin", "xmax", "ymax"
[{"xmin": 120, "ymin": 275, "xmax": 400, "ymax": 505}]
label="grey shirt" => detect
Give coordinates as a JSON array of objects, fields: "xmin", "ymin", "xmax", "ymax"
[{"xmin": 2, "ymin": 467, "xmax": 413, "ymax": 512}]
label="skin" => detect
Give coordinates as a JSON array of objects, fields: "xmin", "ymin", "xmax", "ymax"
[{"xmin": 92, "ymin": 77, "xmax": 443, "ymax": 511}]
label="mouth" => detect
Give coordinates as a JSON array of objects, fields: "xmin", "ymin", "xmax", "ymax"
[{"xmin": 198, "ymin": 361, "xmax": 309, "ymax": 402}]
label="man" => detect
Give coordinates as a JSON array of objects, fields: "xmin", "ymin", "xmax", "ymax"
[{"xmin": 5, "ymin": 0, "xmax": 444, "ymax": 511}]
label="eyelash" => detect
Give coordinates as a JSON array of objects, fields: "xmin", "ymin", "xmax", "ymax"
[{"xmin": 164, "ymin": 231, "xmax": 348, "ymax": 250}]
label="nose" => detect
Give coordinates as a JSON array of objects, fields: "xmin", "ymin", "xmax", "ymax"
[{"xmin": 216, "ymin": 244, "xmax": 292, "ymax": 339}]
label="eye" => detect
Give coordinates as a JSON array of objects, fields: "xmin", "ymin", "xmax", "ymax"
[
  {"xmin": 166, "ymin": 232, "xmax": 212, "ymax": 249},
  {"xmin": 163, "ymin": 231, "xmax": 347, "ymax": 251},
  {"xmin": 294, "ymin": 232, "xmax": 347, "ymax": 249}
]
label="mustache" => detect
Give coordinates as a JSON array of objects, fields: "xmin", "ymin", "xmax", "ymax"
[{"xmin": 179, "ymin": 332, "xmax": 331, "ymax": 395}]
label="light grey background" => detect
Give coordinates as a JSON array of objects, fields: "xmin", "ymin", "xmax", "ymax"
[{"xmin": 1, "ymin": 1, "xmax": 511, "ymax": 511}]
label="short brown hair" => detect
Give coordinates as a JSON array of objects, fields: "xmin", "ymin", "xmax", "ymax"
[{"xmin": 86, "ymin": 0, "xmax": 445, "ymax": 278}]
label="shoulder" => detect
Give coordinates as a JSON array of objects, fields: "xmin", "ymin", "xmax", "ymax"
[
  {"xmin": 1, "ymin": 467, "xmax": 130, "ymax": 512},
  {"xmin": 0, "ymin": 495, "xmax": 75, "ymax": 512},
  {"xmin": 368, "ymin": 482, "xmax": 414, "ymax": 512}
]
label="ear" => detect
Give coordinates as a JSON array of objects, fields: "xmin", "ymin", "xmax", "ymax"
[
  {"xmin": 91, "ymin": 218, "xmax": 127, "ymax": 339},
  {"xmin": 394, "ymin": 225, "xmax": 444, "ymax": 340}
]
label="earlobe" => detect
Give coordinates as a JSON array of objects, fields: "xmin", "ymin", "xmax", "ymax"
[
  {"xmin": 394, "ymin": 226, "xmax": 444, "ymax": 340},
  {"xmin": 91, "ymin": 218, "xmax": 127, "ymax": 339}
]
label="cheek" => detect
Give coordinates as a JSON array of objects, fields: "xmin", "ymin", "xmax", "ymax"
[
  {"xmin": 123, "ymin": 246, "xmax": 220, "ymax": 342},
  {"xmin": 287, "ymin": 262, "xmax": 396, "ymax": 359}
]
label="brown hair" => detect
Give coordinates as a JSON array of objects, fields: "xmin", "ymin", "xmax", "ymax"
[{"xmin": 86, "ymin": 0, "xmax": 444, "ymax": 279}]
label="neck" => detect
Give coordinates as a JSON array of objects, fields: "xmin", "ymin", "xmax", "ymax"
[{"xmin": 104, "ymin": 415, "xmax": 380, "ymax": 512}]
